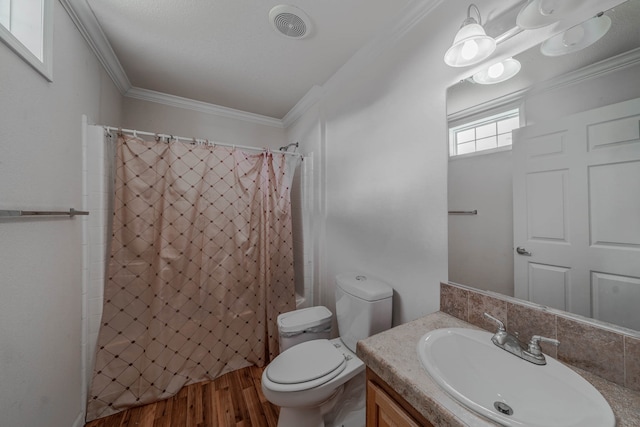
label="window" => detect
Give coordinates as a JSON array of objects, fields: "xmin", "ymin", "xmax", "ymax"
[
  {"xmin": 0, "ymin": 0, "xmax": 53, "ymax": 80},
  {"xmin": 449, "ymin": 108, "xmax": 520, "ymax": 157}
]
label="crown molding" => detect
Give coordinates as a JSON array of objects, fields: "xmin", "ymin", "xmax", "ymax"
[
  {"xmin": 386, "ymin": 0, "xmax": 445, "ymax": 48},
  {"xmin": 282, "ymin": 85, "xmax": 324, "ymax": 128},
  {"xmin": 280, "ymin": 0, "xmax": 444, "ymax": 126},
  {"xmin": 529, "ymin": 47, "xmax": 640, "ymax": 96},
  {"xmin": 125, "ymin": 87, "xmax": 284, "ymax": 128},
  {"xmin": 61, "ymin": 0, "xmax": 281, "ymax": 127},
  {"xmin": 448, "ymin": 47, "xmax": 640, "ymax": 123},
  {"xmin": 447, "ymin": 88, "xmax": 526, "ymax": 124},
  {"xmin": 320, "ymin": 0, "xmax": 444, "ymax": 99},
  {"xmin": 59, "ymin": 0, "xmax": 131, "ymax": 93},
  {"xmin": 61, "ymin": 0, "xmax": 445, "ymax": 129}
]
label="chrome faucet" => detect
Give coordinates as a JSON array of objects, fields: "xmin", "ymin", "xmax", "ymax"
[{"xmin": 483, "ymin": 313, "xmax": 560, "ymax": 365}]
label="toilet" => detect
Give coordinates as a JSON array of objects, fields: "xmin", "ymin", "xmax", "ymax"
[{"xmin": 261, "ymin": 273, "xmax": 393, "ymax": 427}]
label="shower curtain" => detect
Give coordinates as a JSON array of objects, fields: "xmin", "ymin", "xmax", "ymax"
[{"xmin": 87, "ymin": 135, "xmax": 298, "ymax": 421}]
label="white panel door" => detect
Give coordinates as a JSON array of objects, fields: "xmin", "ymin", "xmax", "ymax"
[{"xmin": 513, "ymin": 98, "xmax": 640, "ymax": 323}]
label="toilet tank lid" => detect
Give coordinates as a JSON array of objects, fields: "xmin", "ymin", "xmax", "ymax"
[
  {"xmin": 336, "ymin": 273, "xmax": 393, "ymax": 301},
  {"xmin": 277, "ymin": 306, "xmax": 332, "ymax": 334}
]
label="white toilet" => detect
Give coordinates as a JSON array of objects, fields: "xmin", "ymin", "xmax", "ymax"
[{"xmin": 261, "ymin": 273, "xmax": 393, "ymax": 427}]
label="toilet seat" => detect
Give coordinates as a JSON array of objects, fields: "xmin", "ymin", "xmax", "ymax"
[{"xmin": 265, "ymin": 339, "xmax": 347, "ymax": 392}]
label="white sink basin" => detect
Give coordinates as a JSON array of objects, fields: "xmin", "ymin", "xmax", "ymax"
[{"xmin": 417, "ymin": 328, "xmax": 615, "ymax": 427}]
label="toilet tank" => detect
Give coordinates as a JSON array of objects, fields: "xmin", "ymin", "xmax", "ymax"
[
  {"xmin": 277, "ymin": 306, "xmax": 333, "ymax": 352},
  {"xmin": 335, "ymin": 273, "xmax": 393, "ymax": 352}
]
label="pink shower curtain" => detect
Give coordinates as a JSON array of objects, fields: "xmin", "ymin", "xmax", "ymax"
[{"xmin": 87, "ymin": 135, "xmax": 297, "ymax": 421}]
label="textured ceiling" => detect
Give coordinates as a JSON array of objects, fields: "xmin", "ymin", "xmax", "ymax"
[{"xmin": 86, "ymin": 0, "xmax": 411, "ymax": 119}]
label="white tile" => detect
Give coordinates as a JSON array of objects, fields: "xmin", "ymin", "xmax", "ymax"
[
  {"xmin": 89, "ymin": 226, "xmax": 106, "ymax": 245},
  {"xmin": 89, "ymin": 276, "xmax": 105, "ymax": 296},
  {"xmin": 89, "ymin": 262, "xmax": 105, "ymax": 281},
  {"xmin": 90, "ymin": 246, "xmax": 106, "ymax": 263},
  {"xmin": 88, "ymin": 296, "xmax": 103, "ymax": 316},
  {"xmin": 89, "ymin": 314, "xmax": 103, "ymax": 334}
]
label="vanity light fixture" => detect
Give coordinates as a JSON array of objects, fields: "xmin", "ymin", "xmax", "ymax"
[
  {"xmin": 444, "ymin": 4, "xmax": 496, "ymax": 67},
  {"xmin": 516, "ymin": 0, "xmax": 584, "ymax": 29},
  {"xmin": 472, "ymin": 57, "xmax": 521, "ymax": 84},
  {"xmin": 540, "ymin": 13, "xmax": 612, "ymax": 57}
]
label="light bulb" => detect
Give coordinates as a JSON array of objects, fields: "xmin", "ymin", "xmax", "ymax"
[
  {"xmin": 487, "ymin": 62, "xmax": 505, "ymax": 79},
  {"xmin": 562, "ymin": 25, "xmax": 585, "ymax": 47},
  {"xmin": 538, "ymin": 0, "xmax": 557, "ymax": 16},
  {"xmin": 461, "ymin": 40, "xmax": 479, "ymax": 60}
]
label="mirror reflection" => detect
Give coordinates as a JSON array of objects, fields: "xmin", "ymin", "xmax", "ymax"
[{"xmin": 447, "ymin": 0, "xmax": 640, "ymax": 331}]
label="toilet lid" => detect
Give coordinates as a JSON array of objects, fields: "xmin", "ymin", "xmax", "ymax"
[{"xmin": 266, "ymin": 339, "xmax": 345, "ymax": 385}]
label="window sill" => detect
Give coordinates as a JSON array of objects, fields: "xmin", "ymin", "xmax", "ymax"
[{"xmin": 449, "ymin": 145, "xmax": 512, "ymax": 161}]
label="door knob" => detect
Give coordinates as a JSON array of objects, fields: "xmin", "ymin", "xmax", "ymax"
[{"xmin": 516, "ymin": 247, "xmax": 532, "ymax": 256}]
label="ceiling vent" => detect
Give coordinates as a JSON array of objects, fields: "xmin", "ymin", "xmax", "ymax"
[{"xmin": 269, "ymin": 5, "xmax": 312, "ymax": 39}]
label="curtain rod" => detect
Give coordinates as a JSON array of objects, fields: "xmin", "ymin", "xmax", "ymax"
[{"xmin": 102, "ymin": 126, "xmax": 303, "ymax": 159}]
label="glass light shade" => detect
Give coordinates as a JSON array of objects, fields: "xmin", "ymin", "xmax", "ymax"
[
  {"xmin": 444, "ymin": 22, "xmax": 496, "ymax": 67},
  {"xmin": 487, "ymin": 62, "xmax": 504, "ymax": 78},
  {"xmin": 540, "ymin": 15, "xmax": 611, "ymax": 56},
  {"xmin": 472, "ymin": 58, "xmax": 521, "ymax": 84},
  {"xmin": 516, "ymin": 0, "xmax": 585, "ymax": 29}
]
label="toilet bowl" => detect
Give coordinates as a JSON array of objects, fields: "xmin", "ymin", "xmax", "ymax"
[
  {"xmin": 262, "ymin": 273, "xmax": 393, "ymax": 427},
  {"xmin": 262, "ymin": 338, "xmax": 363, "ymax": 426}
]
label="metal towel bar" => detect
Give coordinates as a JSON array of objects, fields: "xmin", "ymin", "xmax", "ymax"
[
  {"xmin": 0, "ymin": 208, "xmax": 89, "ymax": 217},
  {"xmin": 448, "ymin": 210, "xmax": 478, "ymax": 215}
]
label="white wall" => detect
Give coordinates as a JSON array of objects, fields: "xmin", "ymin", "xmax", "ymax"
[
  {"xmin": 288, "ymin": 2, "xmax": 469, "ymax": 326},
  {"xmin": 448, "ymin": 150, "xmax": 514, "ymax": 295},
  {"xmin": 524, "ymin": 62, "xmax": 640, "ymax": 125},
  {"xmin": 122, "ymin": 97, "xmax": 287, "ymax": 149},
  {"xmin": 0, "ymin": 3, "xmax": 122, "ymax": 427},
  {"xmin": 283, "ymin": 0, "xmax": 632, "ymax": 326}
]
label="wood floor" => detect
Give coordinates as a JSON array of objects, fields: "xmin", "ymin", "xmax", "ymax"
[{"xmin": 84, "ymin": 366, "xmax": 279, "ymax": 427}]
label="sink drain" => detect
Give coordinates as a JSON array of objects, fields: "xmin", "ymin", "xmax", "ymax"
[{"xmin": 494, "ymin": 401, "xmax": 514, "ymax": 416}]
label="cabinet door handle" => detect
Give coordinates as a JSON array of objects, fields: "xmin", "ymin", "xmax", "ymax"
[{"xmin": 516, "ymin": 247, "xmax": 532, "ymax": 256}]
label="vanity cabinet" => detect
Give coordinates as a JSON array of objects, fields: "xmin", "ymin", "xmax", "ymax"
[{"xmin": 366, "ymin": 368, "xmax": 434, "ymax": 427}]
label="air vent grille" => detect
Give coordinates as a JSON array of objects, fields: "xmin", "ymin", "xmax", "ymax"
[
  {"xmin": 273, "ymin": 12, "xmax": 307, "ymax": 38},
  {"xmin": 269, "ymin": 5, "xmax": 312, "ymax": 39}
]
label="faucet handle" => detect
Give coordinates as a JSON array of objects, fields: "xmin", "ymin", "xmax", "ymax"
[
  {"xmin": 483, "ymin": 312, "xmax": 506, "ymax": 332},
  {"xmin": 528, "ymin": 335, "xmax": 560, "ymax": 356}
]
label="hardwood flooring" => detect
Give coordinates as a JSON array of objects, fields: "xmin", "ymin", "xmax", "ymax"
[{"xmin": 84, "ymin": 366, "xmax": 279, "ymax": 427}]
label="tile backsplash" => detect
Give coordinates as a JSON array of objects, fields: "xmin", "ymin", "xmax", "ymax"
[{"xmin": 440, "ymin": 282, "xmax": 640, "ymax": 392}]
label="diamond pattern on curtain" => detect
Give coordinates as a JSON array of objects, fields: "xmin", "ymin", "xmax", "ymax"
[{"xmin": 86, "ymin": 135, "xmax": 297, "ymax": 421}]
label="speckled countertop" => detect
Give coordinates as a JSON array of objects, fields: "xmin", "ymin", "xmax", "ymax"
[{"xmin": 356, "ymin": 311, "xmax": 640, "ymax": 426}]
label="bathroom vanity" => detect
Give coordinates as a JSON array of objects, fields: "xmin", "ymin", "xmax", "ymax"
[
  {"xmin": 357, "ymin": 311, "xmax": 640, "ymax": 427},
  {"xmin": 366, "ymin": 368, "xmax": 433, "ymax": 427}
]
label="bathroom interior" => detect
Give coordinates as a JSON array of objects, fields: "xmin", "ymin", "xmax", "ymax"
[{"xmin": 1, "ymin": 0, "xmax": 639, "ymax": 426}]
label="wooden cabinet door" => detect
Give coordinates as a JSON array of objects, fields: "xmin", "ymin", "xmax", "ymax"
[{"xmin": 366, "ymin": 381, "xmax": 420, "ymax": 427}]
